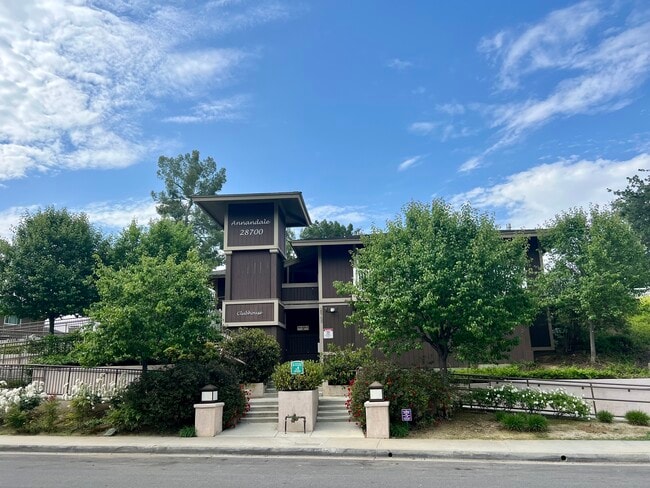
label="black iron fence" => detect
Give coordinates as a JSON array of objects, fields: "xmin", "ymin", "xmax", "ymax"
[
  {"xmin": 0, "ymin": 364, "xmax": 143, "ymax": 397},
  {"xmin": 453, "ymin": 373, "xmax": 650, "ymax": 418}
]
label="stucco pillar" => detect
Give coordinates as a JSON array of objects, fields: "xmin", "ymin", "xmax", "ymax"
[
  {"xmin": 194, "ymin": 402, "xmax": 225, "ymax": 437},
  {"xmin": 364, "ymin": 401, "xmax": 390, "ymax": 439}
]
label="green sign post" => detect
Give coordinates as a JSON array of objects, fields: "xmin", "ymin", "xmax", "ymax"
[{"xmin": 290, "ymin": 360, "xmax": 304, "ymax": 375}]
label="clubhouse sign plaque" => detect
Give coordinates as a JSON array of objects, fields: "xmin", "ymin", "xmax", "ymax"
[{"xmin": 225, "ymin": 302, "xmax": 274, "ymax": 323}]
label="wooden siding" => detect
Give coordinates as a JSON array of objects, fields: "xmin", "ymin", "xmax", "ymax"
[
  {"xmin": 322, "ymin": 304, "xmax": 366, "ymax": 350},
  {"xmin": 224, "ymin": 302, "xmax": 275, "ymax": 323},
  {"xmin": 227, "ymin": 202, "xmax": 274, "ymax": 248},
  {"xmin": 282, "ymin": 285, "xmax": 319, "ymax": 302},
  {"xmin": 230, "ymin": 251, "xmax": 272, "ymax": 300},
  {"xmin": 321, "ymin": 245, "xmax": 354, "ymax": 299}
]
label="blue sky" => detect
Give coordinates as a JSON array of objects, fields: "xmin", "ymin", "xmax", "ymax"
[{"xmin": 1, "ymin": 0, "xmax": 649, "ymax": 240}]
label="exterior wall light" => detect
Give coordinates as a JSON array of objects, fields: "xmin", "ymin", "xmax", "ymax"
[
  {"xmin": 368, "ymin": 381, "xmax": 384, "ymax": 402},
  {"xmin": 201, "ymin": 384, "xmax": 219, "ymax": 403},
  {"xmin": 328, "ymin": 307, "xmax": 336, "ymax": 313}
]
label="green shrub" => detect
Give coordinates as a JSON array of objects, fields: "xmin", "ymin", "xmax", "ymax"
[
  {"xmin": 498, "ymin": 412, "xmax": 548, "ymax": 432},
  {"xmin": 69, "ymin": 384, "xmax": 105, "ymax": 429},
  {"xmin": 624, "ymin": 410, "xmax": 650, "ymax": 426},
  {"xmin": 348, "ymin": 362, "xmax": 457, "ymax": 432},
  {"xmin": 108, "ymin": 361, "xmax": 247, "ymax": 432},
  {"xmin": 526, "ymin": 414, "xmax": 549, "ymax": 432},
  {"xmin": 322, "ymin": 345, "xmax": 373, "ymax": 385},
  {"xmin": 222, "ymin": 329, "xmax": 281, "ymax": 384},
  {"xmin": 596, "ymin": 410, "xmax": 614, "ymax": 423},
  {"xmin": 456, "ymin": 363, "xmax": 648, "ymax": 379},
  {"xmin": 179, "ymin": 425, "xmax": 196, "ymax": 437},
  {"xmin": 34, "ymin": 397, "xmax": 61, "ymax": 433},
  {"xmin": 500, "ymin": 412, "xmax": 527, "ymax": 431},
  {"xmin": 27, "ymin": 332, "xmax": 83, "ymax": 364},
  {"xmin": 272, "ymin": 361, "xmax": 324, "ymax": 391},
  {"xmin": 389, "ymin": 422, "xmax": 410, "ymax": 438}
]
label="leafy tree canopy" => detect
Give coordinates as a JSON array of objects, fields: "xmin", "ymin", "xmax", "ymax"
[
  {"xmin": 79, "ymin": 251, "xmax": 216, "ymax": 372},
  {"xmin": 538, "ymin": 206, "xmax": 649, "ymax": 362},
  {"xmin": 336, "ymin": 200, "xmax": 534, "ymax": 374},
  {"xmin": 0, "ymin": 208, "xmax": 104, "ymax": 333},
  {"xmin": 151, "ymin": 150, "xmax": 226, "ymax": 267},
  {"xmin": 300, "ymin": 219, "xmax": 359, "ymax": 240},
  {"xmin": 107, "ymin": 218, "xmax": 198, "ymax": 269},
  {"xmin": 612, "ymin": 169, "xmax": 650, "ymax": 251}
]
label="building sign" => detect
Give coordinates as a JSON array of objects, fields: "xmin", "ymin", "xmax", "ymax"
[
  {"xmin": 323, "ymin": 328, "xmax": 334, "ymax": 339},
  {"xmin": 225, "ymin": 302, "xmax": 274, "ymax": 323},
  {"xmin": 290, "ymin": 360, "xmax": 304, "ymax": 375},
  {"xmin": 401, "ymin": 409, "xmax": 412, "ymax": 422},
  {"xmin": 296, "ymin": 325, "xmax": 309, "ymax": 332},
  {"xmin": 227, "ymin": 203, "xmax": 274, "ymax": 247}
]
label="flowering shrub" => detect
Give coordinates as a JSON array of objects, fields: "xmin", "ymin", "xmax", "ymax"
[
  {"xmin": 466, "ymin": 385, "xmax": 589, "ymax": 419},
  {"xmin": 0, "ymin": 381, "xmax": 47, "ymax": 415}
]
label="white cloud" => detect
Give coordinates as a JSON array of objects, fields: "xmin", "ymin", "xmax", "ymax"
[
  {"xmin": 480, "ymin": 1, "xmax": 603, "ymax": 90},
  {"xmin": 307, "ymin": 205, "xmax": 369, "ymax": 225},
  {"xmin": 437, "ymin": 103, "xmax": 466, "ymax": 115},
  {"xmin": 398, "ymin": 155, "xmax": 423, "ymax": 172},
  {"xmin": 386, "ymin": 58, "xmax": 413, "ymax": 70},
  {"xmin": 163, "ymin": 95, "xmax": 249, "ymax": 123},
  {"xmin": 408, "ymin": 122, "xmax": 438, "ymax": 135},
  {"xmin": 452, "ymin": 153, "xmax": 650, "ymax": 228},
  {"xmin": 0, "ymin": 199, "xmax": 159, "ymax": 240},
  {"xmin": 459, "ymin": 156, "xmax": 482, "ymax": 173},
  {"xmin": 0, "ymin": 1, "xmax": 283, "ymax": 182},
  {"xmin": 464, "ymin": 2, "xmax": 650, "ymax": 172}
]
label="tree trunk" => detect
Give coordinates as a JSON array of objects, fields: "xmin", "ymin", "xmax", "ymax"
[
  {"xmin": 141, "ymin": 358, "xmax": 148, "ymax": 375},
  {"xmin": 48, "ymin": 315, "xmax": 55, "ymax": 335},
  {"xmin": 588, "ymin": 320, "xmax": 597, "ymax": 364}
]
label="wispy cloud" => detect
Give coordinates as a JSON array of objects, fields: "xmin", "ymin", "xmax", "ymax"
[
  {"xmin": 408, "ymin": 122, "xmax": 438, "ymax": 136},
  {"xmin": 398, "ymin": 155, "xmax": 424, "ymax": 172},
  {"xmin": 163, "ymin": 95, "xmax": 250, "ymax": 123},
  {"xmin": 307, "ymin": 204, "xmax": 370, "ymax": 225},
  {"xmin": 0, "ymin": 1, "xmax": 287, "ymax": 182},
  {"xmin": 462, "ymin": 2, "xmax": 650, "ymax": 172},
  {"xmin": 452, "ymin": 153, "xmax": 650, "ymax": 228},
  {"xmin": 386, "ymin": 58, "xmax": 413, "ymax": 70},
  {"xmin": 459, "ymin": 157, "xmax": 482, "ymax": 173}
]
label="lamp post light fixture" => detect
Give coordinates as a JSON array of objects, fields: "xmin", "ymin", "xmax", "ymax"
[
  {"xmin": 368, "ymin": 381, "xmax": 384, "ymax": 402},
  {"xmin": 201, "ymin": 384, "xmax": 219, "ymax": 403}
]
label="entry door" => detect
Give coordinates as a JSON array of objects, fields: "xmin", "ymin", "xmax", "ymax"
[{"xmin": 285, "ymin": 308, "xmax": 319, "ymax": 361}]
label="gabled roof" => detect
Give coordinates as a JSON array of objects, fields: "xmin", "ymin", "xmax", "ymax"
[{"xmin": 192, "ymin": 191, "xmax": 311, "ymax": 228}]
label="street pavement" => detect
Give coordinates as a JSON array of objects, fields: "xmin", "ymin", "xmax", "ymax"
[{"xmin": 0, "ymin": 419, "xmax": 648, "ymax": 464}]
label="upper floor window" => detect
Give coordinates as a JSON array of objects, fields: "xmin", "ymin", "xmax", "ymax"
[{"xmin": 3, "ymin": 315, "xmax": 20, "ymax": 326}]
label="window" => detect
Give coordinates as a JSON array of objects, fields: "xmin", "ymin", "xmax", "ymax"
[{"xmin": 3, "ymin": 315, "xmax": 20, "ymax": 326}]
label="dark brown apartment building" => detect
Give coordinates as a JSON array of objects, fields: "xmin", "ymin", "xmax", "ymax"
[{"xmin": 194, "ymin": 192, "xmax": 553, "ymax": 367}]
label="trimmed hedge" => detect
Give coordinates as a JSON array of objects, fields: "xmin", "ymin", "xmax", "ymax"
[
  {"xmin": 456, "ymin": 363, "xmax": 649, "ymax": 379},
  {"xmin": 322, "ymin": 344, "xmax": 373, "ymax": 385},
  {"xmin": 272, "ymin": 361, "xmax": 323, "ymax": 391}
]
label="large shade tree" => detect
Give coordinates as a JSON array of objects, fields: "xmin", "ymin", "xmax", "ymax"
[
  {"xmin": 336, "ymin": 200, "xmax": 534, "ymax": 374},
  {"xmin": 0, "ymin": 208, "xmax": 103, "ymax": 333},
  {"xmin": 300, "ymin": 220, "xmax": 359, "ymax": 239},
  {"xmin": 539, "ymin": 206, "xmax": 649, "ymax": 363},
  {"xmin": 612, "ymin": 169, "xmax": 650, "ymax": 252},
  {"xmin": 80, "ymin": 252, "xmax": 216, "ymax": 372},
  {"xmin": 151, "ymin": 150, "xmax": 226, "ymax": 267}
]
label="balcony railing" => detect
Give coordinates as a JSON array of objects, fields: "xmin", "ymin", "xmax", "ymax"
[{"xmin": 281, "ymin": 283, "xmax": 319, "ymax": 302}]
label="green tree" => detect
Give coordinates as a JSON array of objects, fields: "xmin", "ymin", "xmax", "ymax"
[
  {"xmin": 612, "ymin": 169, "xmax": 650, "ymax": 251},
  {"xmin": 539, "ymin": 206, "xmax": 649, "ymax": 363},
  {"xmin": 80, "ymin": 252, "xmax": 216, "ymax": 372},
  {"xmin": 0, "ymin": 208, "xmax": 103, "ymax": 333},
  {"xmin": 107, "ymin": 219, "xmax": 198, "ymax": 269},
  {"xmin": 336, "ymin": 200, "xmax": 534, "ymax": 374},
  {"xmin": 300, "ymin": 219, "xmax": 359, "ymax": 239},
  {"xmin": 151, "ymin": 150, "xmax": 226, "ymax": 267}
]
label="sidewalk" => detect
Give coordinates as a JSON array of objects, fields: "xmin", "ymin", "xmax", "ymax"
[{"xmin": 1, "ymin": 421, "xmax": 648, "ymax": 464}]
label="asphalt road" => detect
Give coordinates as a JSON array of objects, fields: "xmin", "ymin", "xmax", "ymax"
[{"xmin": 1, "ymin": 454, "xmax": 649, "ymax": 488}]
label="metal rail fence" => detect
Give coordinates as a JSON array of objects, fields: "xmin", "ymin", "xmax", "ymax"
[
  {"xmin": 0, "ymin": 364, "xmax": 143, "ymax": 397},
  {"xmin": 453, "ymin": 373, "xmax": 650, "ymax": 417}
]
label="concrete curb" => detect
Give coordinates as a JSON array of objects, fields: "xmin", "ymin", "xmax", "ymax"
[{"xmin": 1, "ymin": 442, "xmax": 649, "ymax": 464}]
